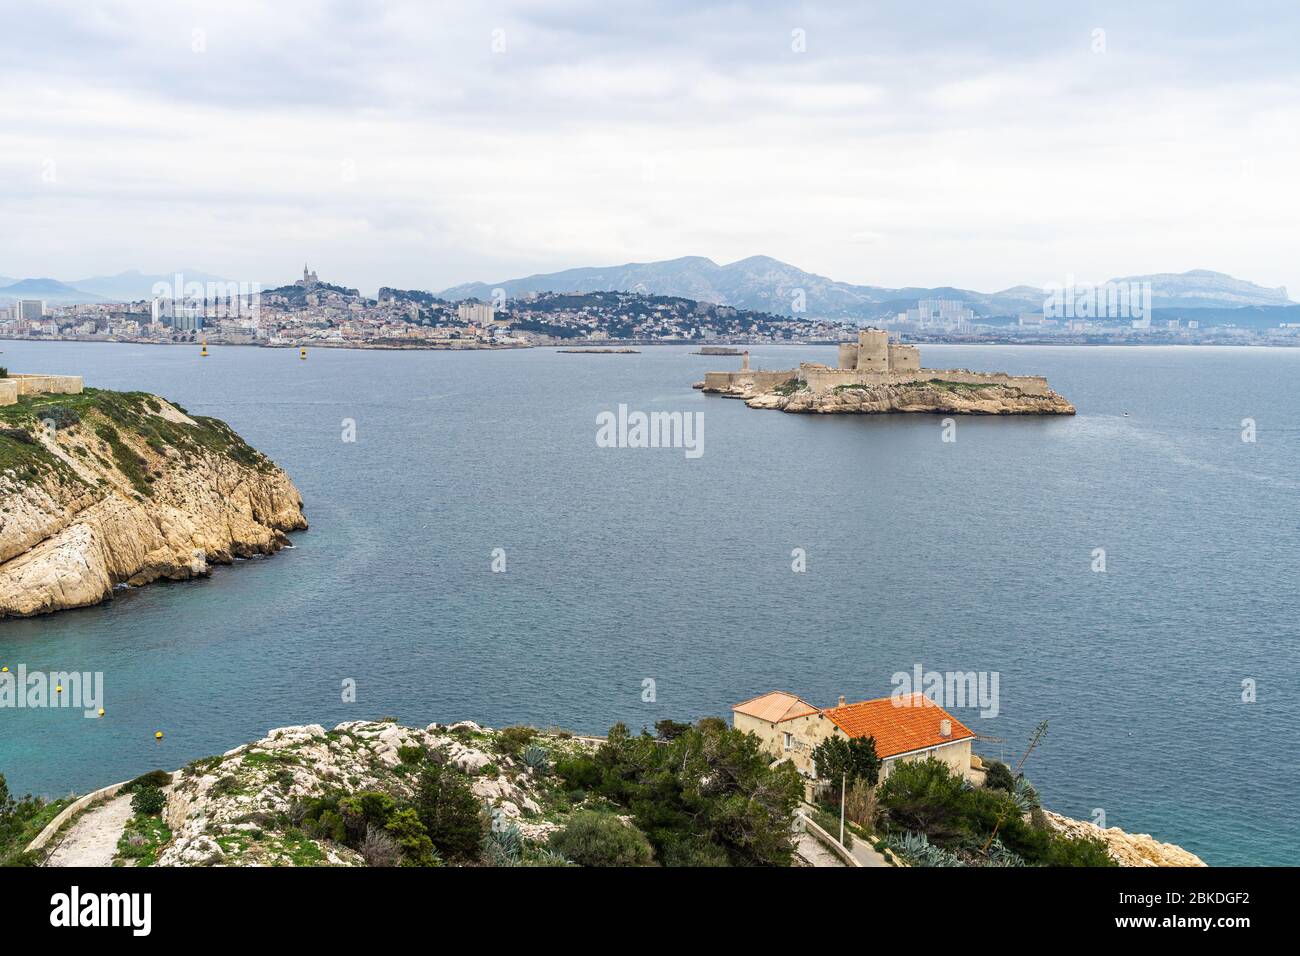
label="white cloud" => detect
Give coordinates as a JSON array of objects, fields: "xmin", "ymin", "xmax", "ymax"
[{"xmin": 0, "ymin": 0, "xmax": 1297, "ymax": 296}]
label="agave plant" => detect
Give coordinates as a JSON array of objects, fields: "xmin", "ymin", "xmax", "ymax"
[
  {"xmin": 483, "ymin": 822, "xmax": 524, "ymax": 866},
  {"xmin": 520, "ymin": 744, "xmax": 550, "ymax": 773},
  {"xmin": 892, "ymin": 831, "xmax": 967, "ymax": 867},
  {"xmin": 986, "ymin": 837, "xmax": 1026, "ymax": 867},
  {"xmin": 1013, "ymin": 778, "xmax": 1039, "ymax": 811}
]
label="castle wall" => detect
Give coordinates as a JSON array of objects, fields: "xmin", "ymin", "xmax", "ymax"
[
  {"xmin": 704, "ymin": 369, "xmax": 796, "ymax": 392},
  {"xmin": 0, "ymin": 380, "xmax": 17, "ymax": 406},
  {"xmin": 837, "ymin": 343, "xmax": 858, "ymax": 370},
  {"xmin": 798, "ymin": 364, "xmax": 1050, "ymax": 396},
  {"xmin": 11, "ymin": 374, "xmax": 84, "ymax": 397},
  {"xmin": 888, "ymin": 344, "xmax": 920, "ymax": 371}
]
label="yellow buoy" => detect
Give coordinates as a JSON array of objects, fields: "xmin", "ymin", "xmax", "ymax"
[
  {"xmin": 155, "ymin": 731, "xmax": 164, "ymax": 740},
  {"xmin": 1, "ymin": 666, "xmax": 7, "ymax": 673},
  {"xmin": 56, "ymin": 684, "xmax": 63, "ymax": 693},
  {"xmin": 98, "ymin": 708, "xmax": 105, "ymax": 717},
  {"xmin": 200, "ymin": 336, "xmax": 209, "ymax": 358},
  {"xmin": 300, "ymin": 347, "xmax": 307, "ymax": 360}
]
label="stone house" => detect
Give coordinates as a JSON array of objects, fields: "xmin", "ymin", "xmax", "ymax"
[{"xmin": 732, "ymin": 690, "xmax": 984, "ymax": 787}]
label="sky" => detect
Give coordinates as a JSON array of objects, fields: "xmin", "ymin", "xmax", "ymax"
[{"xmin": 2, "ymin": 0, "xmax": 1298, "ymax": 296}]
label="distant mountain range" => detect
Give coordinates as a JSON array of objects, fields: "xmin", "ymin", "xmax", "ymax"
[
  {"xmin": 439, "ymin": 257, "xmax": 1293, "ymax": 318},
  {"xmin": 2, "ymin": 260, "xmax": 1293, "ymax": 317},
  {"xmin": 0, "ymin": 270, "xmax": 234, "ymax": 305},
  {"xmin": 0, "ymin": 277, "xmax": 109, "ymax": 305}
]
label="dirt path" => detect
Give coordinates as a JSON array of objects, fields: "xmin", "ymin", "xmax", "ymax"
[{"xmin": 45, "ymin": 794, "xmax": 133, "ymax": 867}]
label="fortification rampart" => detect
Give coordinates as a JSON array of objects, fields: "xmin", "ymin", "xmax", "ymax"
[
  {"xmin": 0, "ymin": 374, "xmax": 85, "ymax": 406},
  {"xmin": 798, "ymin": 364, "xmax": 1049, "ymax": 396},
  {"xmin": 703, "ymin": 369, "xmax": 794, "ymax": 392}
]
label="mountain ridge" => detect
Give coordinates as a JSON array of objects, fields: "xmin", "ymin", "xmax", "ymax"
[{"xmin": 438, "ymin": 258, "xmax": 1292, "ymax": 318}]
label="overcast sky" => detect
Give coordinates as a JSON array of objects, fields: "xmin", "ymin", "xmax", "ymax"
[{"xmin": 2, "ymin": 0, "xmax": 1297, "ymax": 295}]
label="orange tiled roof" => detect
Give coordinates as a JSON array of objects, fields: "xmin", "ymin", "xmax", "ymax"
[
  {"xmin": 732, "ymin": 691, "xmax": 820, "ymax": 724},
  {"xmin": 822, "ymin": 693, "xmax": 975, "ymax": 759}
]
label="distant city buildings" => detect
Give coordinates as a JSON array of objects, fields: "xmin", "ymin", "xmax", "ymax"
[
  {"xmin": 16, "ymin": 299, "xmax": 46, "ymax": 321},
  {"xmin": 457, "ymin": 302, "xmax": 495, "ymax": 325},
  {"xmin": 899, "ymin": 298, "xmax": 974, "ymax": 332}
]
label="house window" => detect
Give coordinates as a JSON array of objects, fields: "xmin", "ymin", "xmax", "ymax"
[{"xmin": 783, "ymin": 732, "xmax": 793, "ymax": 751}]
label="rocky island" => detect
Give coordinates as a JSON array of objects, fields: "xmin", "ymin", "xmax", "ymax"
[
  {"xmin": 695, "ymin": 331, "xmax": 1075, "ymax": 415},
  {"xmin": 0, "ymin": 372, "xmax": 305, "ymax": 618}
]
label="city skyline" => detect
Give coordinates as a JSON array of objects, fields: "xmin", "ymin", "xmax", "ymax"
[{"xmin": 3, "ymin": 0, "xmax": 1298, "ymax": 296}]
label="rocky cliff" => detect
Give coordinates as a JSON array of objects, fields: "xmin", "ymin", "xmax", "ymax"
[
  {"xmin": 704, "ymin": 377, "xmax": 1075, "ymax": 415},
  {"xmin": 0, "ymin": 388, "xmax": 305, "ymax": 618}
]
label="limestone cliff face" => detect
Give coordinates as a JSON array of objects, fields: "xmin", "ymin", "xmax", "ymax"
[
  {"xmin": 0, "ymin": 389, "xmax": 305, "ymax": 618},
  {"xmin": 702, "ymin": 378, "xmax": 1075, "ymax": 415}
]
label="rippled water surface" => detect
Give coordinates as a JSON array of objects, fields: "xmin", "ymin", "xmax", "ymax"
[{"xmin": 1, "ymin": 340, "xmax": 1295, "ymax": 865}]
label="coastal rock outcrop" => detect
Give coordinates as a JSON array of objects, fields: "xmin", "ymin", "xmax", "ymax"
[
  {"xmin": 0, "ymin": 388, "xmax": 306, "ymax": 618},
  {"xmin": 1044, "ymin": 811, "xmax": 1207, "ymax": 867}
]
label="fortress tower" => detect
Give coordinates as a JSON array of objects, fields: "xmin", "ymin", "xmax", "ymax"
[
  {"xmin": 856, "ymin": 328, "xmax": 890, "ymax": 372},
  {"xmin": 835, "ymin": 328, "xmax": 920, "ymax": 374}
]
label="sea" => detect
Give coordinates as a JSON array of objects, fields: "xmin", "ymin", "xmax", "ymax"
[{"xmin": 0, "ymin": 340, "xmax": 1295, "ymax": 866}]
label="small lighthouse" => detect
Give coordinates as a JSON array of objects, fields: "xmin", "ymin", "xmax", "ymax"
[{"xmin": 742, "ymin": 350, "xmax": 750, "ymax": 371}]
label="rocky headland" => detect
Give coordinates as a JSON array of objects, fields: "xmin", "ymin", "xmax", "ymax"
[{"xmin": 0, "ymin": 387, "xmax": 305, "ymax": 618}]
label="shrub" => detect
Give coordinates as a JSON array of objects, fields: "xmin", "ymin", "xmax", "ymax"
[
  {"xmin": 1044, "ymin": 833, "xmax": 1115, "ymax": 867},
  {"xmin": 384, "ymin": 808, "xmax": 439, "ymax": 866},
  {"xmin": 123, "ymin": 770, "xmax": 172, "ymax": 793},
  {"xmin": 412, "ymin": 763, "xmax": 485, "ymax": 860},
  {"xmin": 397, "ymin": 745, "xmax": 426, "ymax": 766},
  {"xmin": 309, "ymin": 809, "xmax": 346, "ymax": 843},
  {"xmin": 359, "ymin": 825, "xmax": 402, "ymax": 866},
  {"xmin": 812, "ymin": 735, "xmax": 882, "ymax": 795},
  {"xmin": 653, "ymin": 719, "xmax": 692, "ymax": 741},
  {"xmin": 130, "ymin": 786, "xmax": 166, "ymax": 816},
  {"xmin": 338, "ymin": 791, "xmax": 397, "ymax": 843},
  {"xmin": 844, "ymin": 778, "xmax": 879, "ymax": 832},
  {"xmin": 877, "ymin": 758, "xmax": 970, "ymax": 841},
  {"xmin": 556, "ymin": 718, "xmax": 803, "ymax": 867},
  {"xmin": 983, "ymin": 760, "xmax": 1015, "ymax": 792},
  {"xmin": 495, "ymin": 725, "xmax": 538, "ymax": 758},
  {"xmin": 549, "ymin": 811, "xmax": 655, "ymax": 867}
]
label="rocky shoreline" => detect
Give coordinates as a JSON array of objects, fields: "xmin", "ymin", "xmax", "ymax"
[
  {"xmin": 1043, "ymin": 810, "xmax": 1206, "ymax": 867},
  {"xmin": 0, "ymin": 388, "xmax": 305, "ymax": 618}
]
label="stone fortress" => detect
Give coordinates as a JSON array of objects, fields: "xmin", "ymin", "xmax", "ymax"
[
  {"xmin": 701, "ymin": 328, "xmax": 1052, "ymax": 397},
  {"xmin": 0, "ymin": 373, "xmax": 85, "ymax": 406}
]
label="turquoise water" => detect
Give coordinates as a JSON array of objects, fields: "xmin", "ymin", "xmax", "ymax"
[{"xmin": 0, "ymin": 340, "xmax": 1296, "ymax": 865}]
